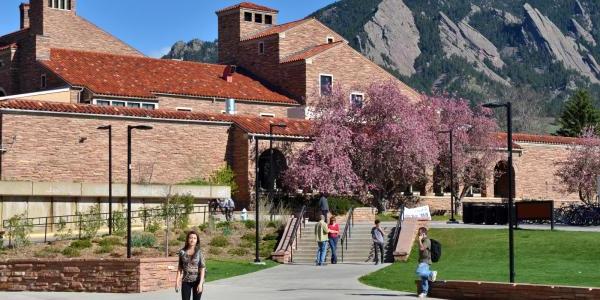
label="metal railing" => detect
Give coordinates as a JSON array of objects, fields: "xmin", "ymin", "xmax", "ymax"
[
  {"xmin": 391, "ymin": 205, "xmax": 405, "ymax": 250},
  {"xmin": 339, "ymin": 206, "xmax": 355, "ymax": 263},
  {"xmin": 285, "ymin": 205, "xmax": 306, "ymax": 263},
  {"xmin": 3, "ymin": 204, "xmax": 209, "ymax": 244}
]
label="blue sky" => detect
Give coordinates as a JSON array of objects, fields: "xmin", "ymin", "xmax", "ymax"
[{"xmin": 0, "ymin": 0, "xmax": 337, "ymax": 57}]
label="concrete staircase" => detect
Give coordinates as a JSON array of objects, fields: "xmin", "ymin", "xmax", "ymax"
[{"xmin": 290, "ymin": 222, "xmax": 397, "ymax": 264}]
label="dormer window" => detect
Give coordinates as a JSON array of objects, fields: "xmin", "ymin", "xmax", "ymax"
[
  {"xmin": 49, "ymin": 0, "xmax": 71, "ymax": 10},
  {"xmin": 327, "ymin": 37, "xmax": 334, "ymax": 44},
  {"xmin": 265, "ymin": 15, "xmax": 273, "ymax": 25},
  {"xmin": 244, "ymin": 12, "xmax": 253, "ymax": 22},
  {"xmin": 258, "ymin": 42, "xmax": 265, "ymax": 54},
  {"xmin": 255, "ymin": 13, "xmax": 263, "ymax": 23}
]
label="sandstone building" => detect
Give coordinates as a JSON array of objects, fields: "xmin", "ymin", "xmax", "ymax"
[{"xmin": 0, "ymin": 1, "xmax": 583, "ymax": 226}]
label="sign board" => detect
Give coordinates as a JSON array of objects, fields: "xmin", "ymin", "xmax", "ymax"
[
  {"xmin": 515, "ymin": 200, "xmax": 554, "ymax": 230},
  {"xmin": 403, "ymin": 205, "xmax": 432, "ymax": 221}
]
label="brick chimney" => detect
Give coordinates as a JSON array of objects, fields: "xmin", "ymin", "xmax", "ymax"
[{"xmin": 20, "ymin": 3, "xmax": 30, "ymax": 29}]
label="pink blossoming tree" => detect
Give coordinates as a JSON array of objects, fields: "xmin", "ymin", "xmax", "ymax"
[{"xmin": 555, "ymin": 129, "xmax": 600, "ymax": 204}]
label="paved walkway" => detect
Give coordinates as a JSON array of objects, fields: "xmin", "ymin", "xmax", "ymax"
[{"xmin": 1, "ymin": 263, "xmax": 442, "ymax": 300}]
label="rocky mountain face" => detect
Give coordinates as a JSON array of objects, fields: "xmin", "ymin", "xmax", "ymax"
[{"xmin": 162, "ymin": 39, "xmax": 218, "ymax": 63}]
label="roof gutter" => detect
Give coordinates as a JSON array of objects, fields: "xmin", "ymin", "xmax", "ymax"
[{"xmin": 248, "ymin": 133, "xmax": 313, "ymax": 142}]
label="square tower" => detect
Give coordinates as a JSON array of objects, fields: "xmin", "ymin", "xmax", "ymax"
[{"xmin": 216, "ymin": 2, "xmax": 278, "ymax": 65}]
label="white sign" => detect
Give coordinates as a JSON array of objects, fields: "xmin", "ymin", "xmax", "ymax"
[{"xmin": 403, "ymin": 205, "xmax": 432, "ymax": 221}]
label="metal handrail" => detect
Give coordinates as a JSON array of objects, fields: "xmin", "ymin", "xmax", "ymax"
[
  {"xmin": 3, "ymin": 204, "xmax": 209, "ymax": 244},
  {"xmin": 283, "ymin": 205, "xmax": 306, "ymax": 263},
  {"xmin": 340, "ymin": 206, "xmax": 355, "ymax": 263},
  {"xmin": 392, "ymin": 205, "xmax": 405, "ymax": 250}
]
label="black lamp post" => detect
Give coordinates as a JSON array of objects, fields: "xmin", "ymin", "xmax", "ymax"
[
  {"xmin": 127, "ymin": 125, "xmax": 153, "ymax": 258},
  {"xmin": 483, "ymin": 102, "xmax": 515, "ymax": 283},
  {"xmin": 97, "ymin": 125, "xmax": 113, "ymax": 235},
  {"xmin": 438, "ymin": 129, "xmax": 459, "ymax": 224},
  {"xmin": 254, "ymin": 137, "xmax": 261, "ymax": 263}
]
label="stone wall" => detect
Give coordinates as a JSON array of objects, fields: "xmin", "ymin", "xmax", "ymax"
[
  {"xmin": 422, "ymin": 280, "xmax": 600, "ymax": 300},
  {"xmin": 0, "ymin": 257, "xmax": 177, "ymax": 293}
]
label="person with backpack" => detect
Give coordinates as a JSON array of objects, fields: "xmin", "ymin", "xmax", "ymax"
[
  {"xmin": 314, "ymin": 214, "xmax": 330, "ymax": 266},
  {"xmin": 371, "ymin": 219, "xmax": 385, "ymax": 265},
  {"xmin": 318, "ymin": 193, "xmax": 329, "ymax": 223},
  {"xmin": 416, "ymin": 227, "xmax": 438, "ymax": 299}
]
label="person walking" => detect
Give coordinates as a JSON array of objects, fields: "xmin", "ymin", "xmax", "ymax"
[
  {"xmin": 224, "ymin": 197, "xmax": 235, "ymax": 222},
  {"xmin": 371, "ymin": 219, "xmax": 385, "ymax": 265},
  {"xmin": 176, "ymin": 230, "xmax": 206, "ymax": 300},
  {"xmin": 319, "ymin": 193, "xmax": 329, "ymax": 223},
  {"xmin": 314, "ymin": 214, "xmax": 329, "ymax": 266},
  {"xmin": 327, "ymin": 216, "xmax": 340, "ymax": 264},
  {"xmin": 416, "ymin": 227, "xmax": 437, "ymax": 298}
]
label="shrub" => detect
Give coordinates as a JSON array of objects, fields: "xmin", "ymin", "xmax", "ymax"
[
  {"xmin": 6, "ymin": 213, "xmax": 33, "ymax": 249},
  {"xmin": 54, "ymin": 217, "xmax": 73, "ymax": 241},
  {"xmin": 198, "ymin": 223, "xmax": 209, "ymax": 232},
  {"xmin": 244, "ymin": 220, "xmax": 256, "ymax": 229},
  {"xmin": 99, "ymin": 236, "xmax": 122, "ymax": 247},
  {"xmin": 216, "ymin": 221, "xmax": 231, "ymax": 229},
  {"xmin": 228, "ymin": 247, "xmax": 249, "ymax": 256},
  {"xmin": 178, "ymin": 231, "xmax": 187, "ymax": 242},
  {"xmin": 222, "ymin": 226, "xmax": 232, "ymax": 237},
  {"xmin": 132, "ymin": 248, "xmax": 144, "ymax": 256},
  {"xmin": 267, "ymin": 221, "xmax": 279, "ymax": 228},
  {"xmin": 112, "ymin": 210, "xmax": 127, "ymax": 237},
  {"xmin": 208, "ymin": 247, "xmax": 222, "ymax": 255},
  {"xmin": 95, "ymin": 243, "xmax": 114, "ymax": 254},
  {"xmin": 78, "ymin": 204, "xmax": 105, "ymax": 239},
  {"xmin": 326, "ymin": 196, "xmax": 362, "ymax": 216},
  {"xmin": 240, "ymin": 241, "xmax": 254, "ymax": 248},
  {"xmin": 70, "ymin": 239, "xmax": 92, "ymax": 249},
  {"xmin": 260, "ymin": 240, "xmax": 277, "ymax": 258},
  {"xmin": 241, "ymin": 233, "xmax": 255, "ymax": 242},
  {"xmin": 132, "ymin": 232, "xmax": 157, "ymax": 248},
  {"xmin": 34, "ymin": 246, "xmax": 62, "ymax": 258},
  {"xmin": 62, "ymin": 246, "xmax": 81, "ymax": 257},
  {"xmin": 209, "ymin": 236, "xmax": 229, "ymax": 247},
  {"xmin": 262, "ymin": 233, "xmax": 278, "ymax": 241}
]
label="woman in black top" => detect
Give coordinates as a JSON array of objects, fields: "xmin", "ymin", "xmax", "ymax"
[{"xmin": 176, "ymin": 230, "xmax": 206, "ymax": 300}]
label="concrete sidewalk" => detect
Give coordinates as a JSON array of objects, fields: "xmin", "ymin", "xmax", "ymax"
[{"xmin": 0, "ymin": 263, "xmax": 442, "ymax": 300}]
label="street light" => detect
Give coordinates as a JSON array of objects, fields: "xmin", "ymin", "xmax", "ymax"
[
  {"xmin": 483, "ymin": 101, "xmax": 515, "ymax": 283},
  {"xmin": 438, "ymin": 129, "xmax": 459, "ymax": 224},
  {"xmin": 127, "ymin": 125, "xmax": 153, "ymax": 258},
  {"xmin": 97, "ymin": 125, "xmax": 113, "ymax": 235}
]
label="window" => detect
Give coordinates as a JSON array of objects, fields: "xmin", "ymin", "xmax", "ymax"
[
  {"xmin": 142, "ymin": 103, "xmax": 156, "ymax": 110},
  {"xmin": 93, "ymin": 99, "xmax": 157, "ymax": 110},
  {"xmin": 255, "ymin": 13, "xmax": 263, "ymax": 23},
  {"xmin": 40, "ymin": 73, "xmax": 47, "ymax": 89},
  {"xmin": 49, "ymin": 0, "xmax": 71, "ymax": 10},
  {"xmin": 319, "ymin": 75, "xmax": 333, "ymax": 96},
  {"xmin": 260, "ymin": 113, "xmax": 275, "ymax": 118},
  {"xmin": 350, "ymin": 92, "xmax": 364, "ymax": 108},
  {"xmin": 327, "ymin": 37, "xmax": 334, "ymax": 44},
  {"xmin": 265, "ymin": 15, "xmax": 273, "ymax": 25},
  {"xmin": 177, "ymin": 107, "xmax": 192, "ymax": 112},
  {"xmin": 244, "ymin": 12, "xmax": 253, "ymax": 21},
  {"xmin": 258, "ymin": 42, "xmax": 265, "ymax": 54}
]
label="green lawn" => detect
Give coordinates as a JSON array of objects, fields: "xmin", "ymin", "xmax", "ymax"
[
  {"xmin": 205, "ymin": 259, "xmax": 277, "ymax": 282},
  {"xmin": 360, "ymin": 228, "xmax": 600, "ymax": 292},
  {"xmin": 431, "ymin": 215, "xmax": 463, "ymax": 222}
]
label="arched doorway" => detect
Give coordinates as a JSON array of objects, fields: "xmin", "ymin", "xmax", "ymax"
[
  {"xmin": 258, "ymin": 149, "xmax": 288, "ymax": 190},
  {"xmin": 493, "ymin": 161, "xmax": 515, "ymax": 198}
]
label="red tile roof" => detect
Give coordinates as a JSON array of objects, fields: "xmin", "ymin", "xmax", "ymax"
[
  {"xmin": 497, "ymin": 132, "xmax": 583, "ymax": 146},
  {"xmin": 241, "ymin": 19, "xmax": 312, "ymax": 41},
  {"xmin": 217, "ymin": 2, "xmax": 278, "ymax": 13},
  {"xmin": 281, "ymin": 41, "xmax": 344, "ymax": 64},
  {"xmin": 40, "ymin": 48, "xmax": 298, "ymax": 105},
  {"xmin": 232, "ymin": 115, "xmax": 314, "ymax": 138},
  {"xmin": 0, "ymin": 99, "xmax": 314, "ymax": 138},
  {"xmin": 0, "ymin": 99, "xmax": 232, "ymax": 123}
]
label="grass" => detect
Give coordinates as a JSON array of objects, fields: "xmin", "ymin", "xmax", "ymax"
[
  {"xmin": 205, "ymin": 259, "xmax": 277, "ymax": 282},
  {"xmin": 360, "ymin": 228, "xmax": 600, "ymax": 292}
]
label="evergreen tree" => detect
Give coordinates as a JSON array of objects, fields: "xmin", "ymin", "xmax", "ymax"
[{"xmin": 556, "ymin": 90, "xmax": 600, "ymax": 137}]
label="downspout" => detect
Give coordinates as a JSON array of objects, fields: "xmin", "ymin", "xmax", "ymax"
[{"xmin": 0, "ymin": 110, "xmax": 3, "ymax": 180}]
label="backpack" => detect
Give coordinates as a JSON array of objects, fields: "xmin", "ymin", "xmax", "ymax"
[{"xmin": 430, "ymin": 239, "xmax": 442, "ymax": 262}]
